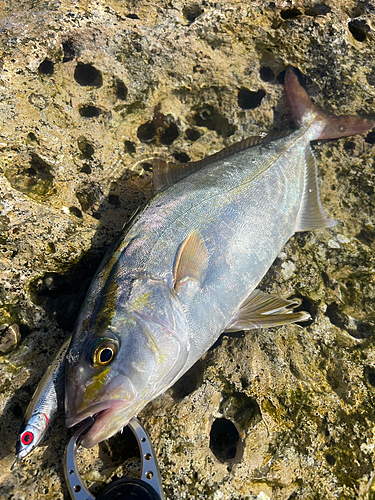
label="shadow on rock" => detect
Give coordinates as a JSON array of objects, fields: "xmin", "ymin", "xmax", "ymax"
[{"xmin": 4, "ymin": 167, "xmax": 154, "ymax": 479}]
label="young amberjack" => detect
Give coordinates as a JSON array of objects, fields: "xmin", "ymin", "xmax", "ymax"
[{"xmin": 65, "ymin": 67, "xmax": 375, "ymax": 448}]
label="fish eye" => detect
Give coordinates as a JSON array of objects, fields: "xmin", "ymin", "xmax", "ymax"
[
  {"xmin": 92, "ymin": 338, "xmax": 118, "ymax": 367},
  {"xmin": 21, "ymin": 431, "xmax": 34, "ymax": 446}
]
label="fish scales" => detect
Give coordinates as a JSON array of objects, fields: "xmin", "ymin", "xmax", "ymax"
[
  {"xmin": 74, "ymin": 136, "xmax": 303, "ymax": 365},
  {"xmin": 65, "ymin": 67, "xmax": 375, "ymax": 448},
  {"xmin": 94, "ymin": 133, "xmax": 305, "ymax": 354}
]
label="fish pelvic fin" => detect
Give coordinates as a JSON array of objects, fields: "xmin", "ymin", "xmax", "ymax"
[
  {"xmin": 226, "ymin": 289, "xmax": 311, "ymax": 331},
  {"xmin": 285, "ymin": 66, "xmax": 375, "ymax": 141},
  {"xmin": 174, "ymin": 230, "xmax": 208, "ymax": 293},
  {"xmin": 295, "ymin": 146, "xmax": 336, "ymax": 232}
]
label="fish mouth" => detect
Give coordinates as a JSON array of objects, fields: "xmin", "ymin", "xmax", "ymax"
[{"xmin": 66, "ymin": 399, "xmax": 131, "ymax": 448}]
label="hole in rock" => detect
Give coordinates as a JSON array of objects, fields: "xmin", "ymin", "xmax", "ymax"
[
  {"xmin": 293, "ymin": 297, "xmax": 316, "ymax": 327},
  {"xmin": 220, "ymin": 392, "xmax": 262, "ymax": 430},
  {"xmin": 160, "ymin": 122, "xmax": 179, "ymax": 145},
  {"xmin": 105, "ymin": 424, "xmax": 140, "ymax": 462},
  {"xmin": 62, "ymin": 40, "xmax": 76, "ymax": 62},
  {"xmin": 259, "ymin": 66, "xmax": 275, "ymax": 82},
  {"xmin": 4, "ymin": 152, "xmax": 54, "ymax": 201},
  {"xmin": 47, "ymin": 242, "xmax": 56, "ymax": 253},
  {"xmin": 77, "ymin": 136, "xmax": 95, "ymax": 158},
  {"xmin": 183, "ymin": 3, "xmax": 204, "ymax": 23},
  {"xmin": 29, "ymin": 272, "xmax": 65, "ymax": 301},
  {"xmin": 74, "ymin": 63, "xmax": 103, "ymax": 87},
  {"xmin": 287, "ymin": 493, "xmax": 298, "ymax": 500},
  {"xmin": 79, "ymin": 105, "xmax": 101, "ymax": 118},
  {"xmin": 325, "ymin": 453, "xmax": 336, "ymax": 466},
  {"xmin": 124, "ymin": 140, "xmax": 136, "ymax": 155},
  {"xmin": 76, "ymin": 183, "xmax": 102, "ymax": 212},
  {"xmin": 305, "ymin": 3, "xmax": 331, "ymax": 16},
  {"xmin": 364, "ymin": 366, "xmax": 375, "ymax": 388},
  {"xmin": 126, "ymin": 13, "xmax": 140, "ymax": 19},
  {"xmin": 238, "ymin": 88, "xmax": 266, "ymax": 110},
  {"xmin": 193, "ymin": 105, "xmax": 235, "ymax": 137},
  {"xmin": 344, "ymin": 140, "xmax": 356, "ymax": 152},
  {"xmin": 280, "ymin": 7, "xmax": 302, "ymax": 19},
  {"xmin": 113, "ymin": 78, "xmax": 128, "ymax": 100},
  {"xmin": 209, "ymin": 418, "xmax": 243, "ymax": 463},
  {"xmin": 137, "ymin": 121, "xmax": 156, "ymax": 143},
  {"xmin": 276, "ymin": 69, "xmax": 287, "ymax": 84},
  {"xmin": 356, "ymin": 227, "xmax": 375, "ymax": 247},
  {"xmin": 185, "ymin": 128, "xmax": 201, "ymax": 141},
  {"xmin": 69, "ymin": 206, "xmax": 83, "ymax": 218},
  {"xmin": 348, "ymin": 20, "xmax": 369, "ymax": 42},
  {"xmin": 108, "ymin": 194, "xmax": 120, "ymax": 207},
  {"xmin": 80, "ymin": 163, "xmax": 91, "ymax": 174},
  {"xmin": 193, "ymin": 64, "xmax": 205, "ymax": 74},
  {"xmin": 38, "ymin": 59, "xmax": 54, "ymax": 76},
  {"xmin": 365, "ymin": 131, "xmax": 375, "ymax": 144},
  {"xmin": 27, "ymin": 132, "xmax": 38, "ymax": 142},
  {"xmin": 173, "ymin": 152, "xmax": 190, "ymax": 163},
  {"xmin": 325, "ymin": 303, "xmax": 373, "ymax": 339}
]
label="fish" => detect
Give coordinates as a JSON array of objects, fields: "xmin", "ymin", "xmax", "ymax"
[
  {"xmin": 65, "ymin": 67, "xmax": 375, "ymax": 448},
  {"xmin": 12, "ymin": 336, "xmax": 70, "ymax": 468}
]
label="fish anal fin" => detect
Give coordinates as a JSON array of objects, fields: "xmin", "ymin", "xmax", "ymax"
[
  {"xmin": 174, "ymin": 230, "xmax": 208, "ymax": 293},
  {"xmin": 295, "ymin": 147, "xmax": 336, "ymax": 232},
  {"xmin": 226, "ymin": 289, "xmax": 311, "ymax": 331}
]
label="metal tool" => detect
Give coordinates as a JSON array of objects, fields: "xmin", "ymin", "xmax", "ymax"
[{"xmin": 64, "ymin": 417, "xmax": 165, "ymax": 500}]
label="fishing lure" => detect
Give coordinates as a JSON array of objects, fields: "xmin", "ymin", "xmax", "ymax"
[{"xmin": 12, "ymin": 336, "xmax": 70, "ymax": 468}]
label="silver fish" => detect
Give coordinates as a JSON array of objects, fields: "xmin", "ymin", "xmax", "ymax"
[
  {"xmin": 12, "ymin": 336, "xmax": 70, "ymax": 468},
  {"xmin": 65, "ymin": 67, "xmax": 375, "ymax": 448}
]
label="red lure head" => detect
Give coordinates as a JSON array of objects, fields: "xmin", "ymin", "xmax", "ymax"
[{"xmin": 21, "ymin": 431, "xmax": 34, "ymax": 445}]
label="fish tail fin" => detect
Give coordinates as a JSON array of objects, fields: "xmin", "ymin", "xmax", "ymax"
[{"xmin": 285, "ymin": 66, "xmax": 375, "ymax": 140}]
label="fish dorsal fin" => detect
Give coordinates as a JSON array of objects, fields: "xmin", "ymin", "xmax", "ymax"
[
  {"xmin": 152, "ymin": 131, "xmax": 294, "ymax": 192},
  {"xmin": 295, "ymin": 147, "xmax": 336, "ymax": 232},
  {"xmin": 152, "ymin": 158, "xmax": 203, "ymax": 192},
  {"xmin": 226, "ymin": 289, "xmax": 311, "ymax": 331},
  {"xmin": 195, "ymin": 131, "xmax": 293, "ymax": 166},
  {"xmin": 174, "ymin": 230, "xmax": 208, "ymax": 293}
]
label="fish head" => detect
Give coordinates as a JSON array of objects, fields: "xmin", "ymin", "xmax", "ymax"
[
  {"xmin": 65, "ymin": 277, "xmax": 190, "ymax": 448},
  {"xmin": 65, "ymin": 331, "xmax": 137, "ymax": 448}
]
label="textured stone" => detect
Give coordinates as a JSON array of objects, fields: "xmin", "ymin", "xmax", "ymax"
[{"xmin": 0, "ymin": 1, "xmax": 375, "ymax": 499}]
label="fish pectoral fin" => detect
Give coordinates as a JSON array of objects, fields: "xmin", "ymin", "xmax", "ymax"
[
  {"xmin": 174, "ymin": 230, "xmax": 209, "ymax": 293},
  {"xmin": 226, "ymin": 289, "xmax": 311, "ymax": 331},
  {"xmin": 295, "ymin": 147, "xmax": 336, "ymax": 232}
]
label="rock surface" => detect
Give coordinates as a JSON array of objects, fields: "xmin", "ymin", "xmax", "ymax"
[{"xmin": 0, "ymin": 0, "xmax": 375, "ymax": 499}]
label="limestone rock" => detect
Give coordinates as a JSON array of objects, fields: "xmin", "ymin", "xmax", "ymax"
[{"xmin": 0, "ymin": 1, "xmax": 375, "ymax": 499}]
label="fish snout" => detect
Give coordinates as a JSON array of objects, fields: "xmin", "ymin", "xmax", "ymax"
[{"xmin": 65, "ymin": 372, "xmax": 137, "ymax": 430}]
